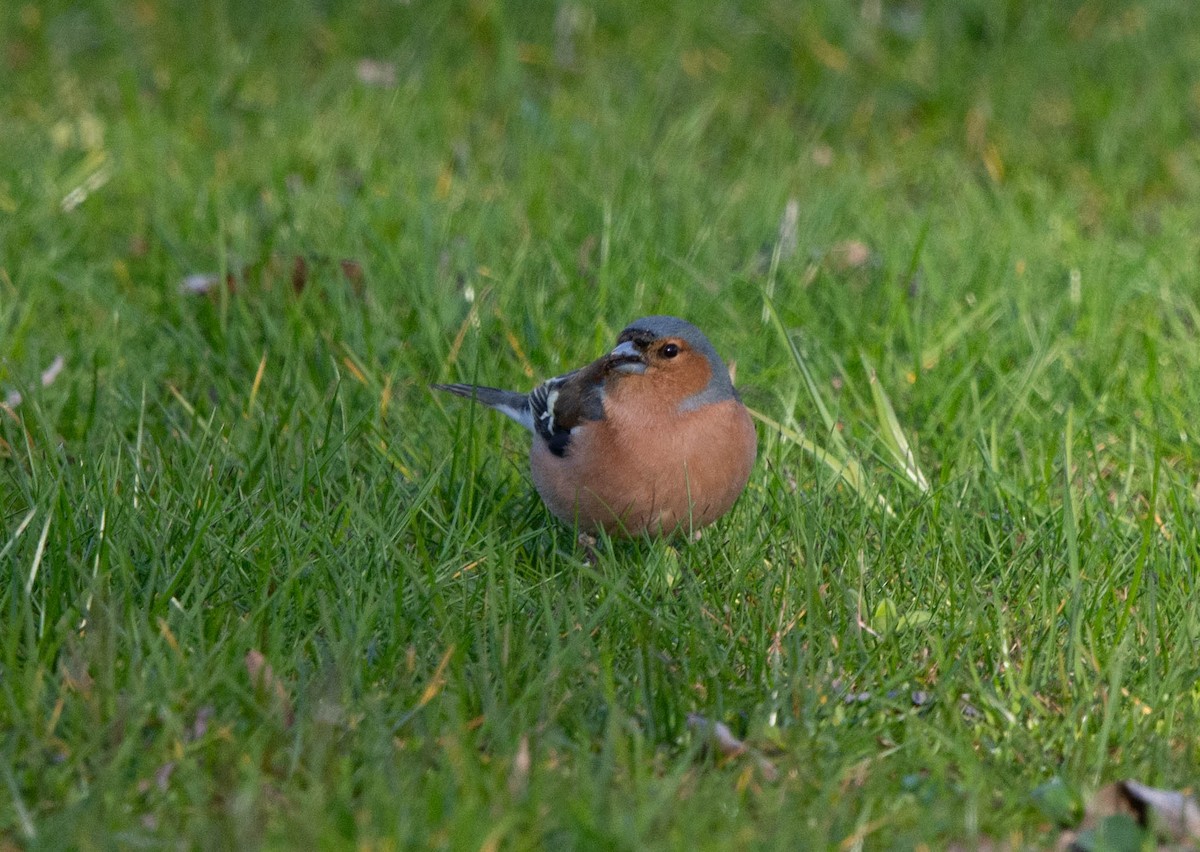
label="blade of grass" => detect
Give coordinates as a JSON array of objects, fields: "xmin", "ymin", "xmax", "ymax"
[
  {"xmin": 762, "ymin": 294, "xmax": 848, "ymax": 455},
  {"xmin": 919, "ymin": 289, "xmax": 1004, "ymax": 371},
  {"xmin": 861, "ymin": 354, "xmax": 929, "ymax": 493},
  {"xmin": 0, "ymin": 507, "xmax": 37, "ymax": 564},
  {"xmin": 748, "ymin": 407, "xmax": 891, "ymax": 514}
]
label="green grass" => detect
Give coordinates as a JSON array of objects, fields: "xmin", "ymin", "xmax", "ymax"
[{"xmin": 4, "ymin": 0, "xmax": 1200, "ymax": 847}]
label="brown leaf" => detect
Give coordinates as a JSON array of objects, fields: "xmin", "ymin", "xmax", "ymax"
[
  {"xmin": 285, "ymin": 255, "xmax": 365, "ymax": 296},
  {"xmin": 291, "ymin": 255, "xmax": 309, "ymax": 293},
  {"xmin": 339, "ymin": 259, "xmax": 366, "ymax": 298}
]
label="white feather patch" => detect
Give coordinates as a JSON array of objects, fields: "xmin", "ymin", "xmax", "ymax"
[
  {"xmin": 539, "ymin": 388, "xmax": 560, "ymax": 433},
  {"xmin": 496, "ymin": 403, "xmax": 535, "ymax": 433}
]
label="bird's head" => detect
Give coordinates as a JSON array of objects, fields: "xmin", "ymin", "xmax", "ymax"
[{"xmin": 605, "ymin": 315, "xmax": 737, "ymax": 410}]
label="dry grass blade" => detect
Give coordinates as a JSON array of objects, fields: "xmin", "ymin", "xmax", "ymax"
[
  {"xmin": 25, "ymin": 512, "xmax": 53, "ymax": 596},
  {"xmin": 759, "ymin": 293, "xmax": 892, "ymax": 511},
  {"xmin": 417, "ymin": 645, "xmax": 455, "ymax": 709},
  {"xmin": 0, "ymin": 508, "xmax": 37, "ymax": 565},
  {"xmin": 761, "ymin": 296, "xmax": 848, "ymax": 455}
]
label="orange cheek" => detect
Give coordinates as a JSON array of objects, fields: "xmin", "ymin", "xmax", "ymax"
[
  {"xmin": 603, "ymin": 353, "xmax": 714, "ymax": 416},
  {"xmin": 654, "ymin": 353, "xmax": 712, "ymax": 398}
]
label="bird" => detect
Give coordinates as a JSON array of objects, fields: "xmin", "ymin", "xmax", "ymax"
[{"xmin": 432, "ymin": 315, "xmax": 757, "ymax": 536}]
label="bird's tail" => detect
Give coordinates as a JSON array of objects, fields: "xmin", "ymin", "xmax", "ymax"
[{"xmin": 430, "ymin": 383, "xmax": 534, "ymax": 433}]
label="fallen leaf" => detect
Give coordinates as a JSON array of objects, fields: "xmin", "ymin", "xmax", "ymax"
[
  {"xmin": 291, "ymin": 255, "xmax": 309, "ymax": 292},
  {"xmin": 687, "ymin": 713, "xmax": 745, "ymax": 757},
  {"xmin": 339, "ymin": 258, "xmax": 364, "ymax": 287},
  {"xmin": 287, "ymin": 254, "xmax": 365, "ymax": 296},
  {"xmin": 179, "ymin": 272, "xmax": 237, "ymax": 296},
  {"xmin": 686, "ymin": 713, "xmax": 778, "ymax": 781},
  {"xmin": 829, "ymin": 239, "xmax": 872, "ymax": 271},
  {"xmin": 60, "ymin": 657, "xmax": 94, "ymax": 699}
]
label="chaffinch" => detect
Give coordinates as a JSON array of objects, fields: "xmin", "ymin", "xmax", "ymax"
[{"xmin": 433, "ymin": 315, "xmax": 757, "ymax": 536}]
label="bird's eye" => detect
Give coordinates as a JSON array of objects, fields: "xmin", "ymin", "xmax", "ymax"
[{"xmin": 661, "ymin": 343, "xmax": 680, "ymax": 358}]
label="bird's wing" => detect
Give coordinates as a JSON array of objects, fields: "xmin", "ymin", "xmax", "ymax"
[{"xmin": 529, "ymin": 360, "xmax": 611, "ymax": 457}]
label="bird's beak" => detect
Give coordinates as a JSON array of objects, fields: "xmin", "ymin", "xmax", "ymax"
[{"xmin": 608, "ymin": 340, "xmax": 647, "ymax": 374}]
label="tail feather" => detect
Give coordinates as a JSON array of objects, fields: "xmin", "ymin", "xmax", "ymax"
[{"xmin": 431, "ymin": 383, "xmax": 534, "ymax": 433}]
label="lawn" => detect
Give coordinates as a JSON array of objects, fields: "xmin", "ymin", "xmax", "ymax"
[{"xmin": 3, "ymin": 0, "xmax": 1200, "ymax": 847}]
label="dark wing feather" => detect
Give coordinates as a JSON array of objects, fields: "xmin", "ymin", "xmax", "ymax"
[{"xmin": 529, "ymin": 359, "xmax": 612, "ymax": 457}]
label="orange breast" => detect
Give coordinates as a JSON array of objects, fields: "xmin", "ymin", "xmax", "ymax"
[{"xmin": 529, "ymin": 398, "xmax": 757, "ymax": 536}]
